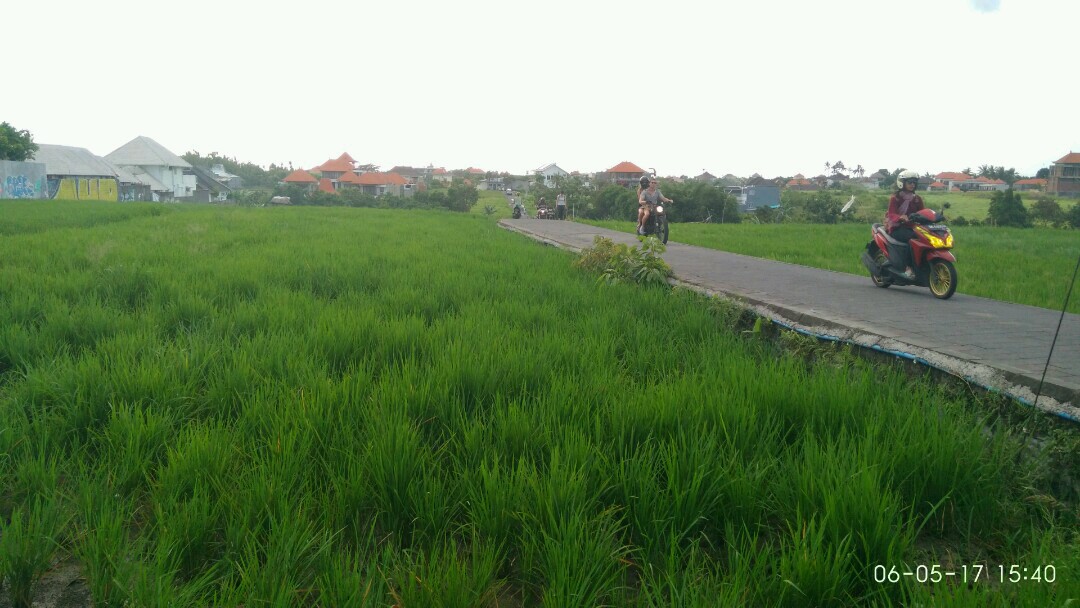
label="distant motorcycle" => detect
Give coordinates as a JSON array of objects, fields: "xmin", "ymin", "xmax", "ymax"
[
  {"xmin": 640, "ymin": 201, "xmax": 669, "ymax": 244},
  {"xmin": 860, "ymin": 208, "xmax": 957, "ymax": 299},
  {"xmin": 512, "ymin": 198, "xmax": 526, "ymax": 219}
]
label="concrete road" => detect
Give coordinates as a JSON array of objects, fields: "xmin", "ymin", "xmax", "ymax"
[{"xmin": 500, "ymin": 218, "xmax": 1080, "ymax": 422}]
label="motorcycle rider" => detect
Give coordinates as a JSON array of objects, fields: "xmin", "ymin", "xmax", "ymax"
[
  {"xmin": 885, "ymin": 169, "xmax": 925, "ymax": 279},
  {"xmin": 637, "ymin": 175, "xmax": 673, "ymax": 235}
]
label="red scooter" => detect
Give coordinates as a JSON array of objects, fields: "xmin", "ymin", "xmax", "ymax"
[{"xmin": 860, "ymin": 208, "xmax": 957, "ymax": 299}]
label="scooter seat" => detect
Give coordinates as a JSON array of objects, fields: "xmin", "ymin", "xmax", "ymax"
[{"xmin": 873, "ymin": 224, "xmax": 908, "ymax": 247}]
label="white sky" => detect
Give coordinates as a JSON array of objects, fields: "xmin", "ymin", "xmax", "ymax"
[{"xmin": 6, "ymin": 0, "xmax": 1078, "ymax": 178}]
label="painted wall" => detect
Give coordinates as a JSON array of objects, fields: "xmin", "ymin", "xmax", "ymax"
[
  {"xmin": 47, "ymin": 177, "xmax": 119, "ymax": 201},
  {"xmin": 0, "ymin": 160, "xmax": 47, "ymax": 199}
]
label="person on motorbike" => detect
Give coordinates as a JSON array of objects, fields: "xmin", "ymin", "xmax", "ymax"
[
  {"xmin": 637, "ymin": 175, "xmax": 672, "ymax": 235},
  {"xmin": 885, "ymin": 169, "xmax": 925, "ymax": 279}
]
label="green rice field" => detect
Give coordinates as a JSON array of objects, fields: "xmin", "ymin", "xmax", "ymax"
[
  {"xmin": 584, "ymin": 220, "xmax": 1080, "ymax": 314},
  {"xmin": 0, "ymin": 201, "xmax": 1076, "ymax": 606}
]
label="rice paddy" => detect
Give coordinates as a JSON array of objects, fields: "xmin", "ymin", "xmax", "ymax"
[{"xmin": 0, "ymin": 201, "xmax": 1076, "ymax": 606}]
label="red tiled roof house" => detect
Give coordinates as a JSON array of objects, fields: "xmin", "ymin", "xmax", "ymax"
[
  {"xmin": 1048, "ymin": 153, "xmax": 1080, "ymax": 198},
  {"xmin": 599, "ymin": 161, "xmax": 646, "ymax": 188},
  {"xmin": 356, "ymin": 172, "xmax": 410, "ymax": 197},
  {"xmin": 282, "ymin": 169, "xmax": 319, "ymax": 192},
  {"xmin": 1013, "ymin": 178, "xmax": 1048, "ymax": 192}
]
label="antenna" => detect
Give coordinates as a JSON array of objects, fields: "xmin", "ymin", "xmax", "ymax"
[{"xmin": 1033, "ymin": 252, "xmax": 1080, "ymax": 412}]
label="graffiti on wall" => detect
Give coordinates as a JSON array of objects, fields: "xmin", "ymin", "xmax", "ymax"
[
  {"xmin": 1, "ymin": 175, "xmax": 42, "ymax": 198},
  {"xmin": 0, "ymin": 161, "xmax": 118, "ymax": 201},
  {"xmin": 0, "ymin": 160, "xmax": 47, "ymax": 199}
]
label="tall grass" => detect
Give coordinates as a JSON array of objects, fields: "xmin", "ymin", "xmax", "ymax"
[{"xmin": 0, "ymin": 201, "xmax": 1075, "ymax": 605}]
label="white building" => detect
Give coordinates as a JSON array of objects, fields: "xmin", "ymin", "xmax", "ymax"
[
  {"xmin": 106, "ymin": 136, "xmax": 196, "ymax": 201},
  {"xmin": 534, "ymin": 162, "xmax": 569, "ymax": 188}
]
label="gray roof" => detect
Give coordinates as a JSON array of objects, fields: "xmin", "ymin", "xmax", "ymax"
[
  {"xmin": 191, "ymin": 165, "xmax": 232, "ymax": 192},
  {"xmin": 105, "ymin": 136, "xmax": 191, "ymax": 168},
  {"xmin": 102, "ymin": 160, "xmax": 142, "ymax": 184},
  {"xmin": 30, "ymin": 144, "xmax": 118, "ymax": 177},
  {"xmin": 129, "ymin": 168, "xmax": 168, "ymax": 192}
]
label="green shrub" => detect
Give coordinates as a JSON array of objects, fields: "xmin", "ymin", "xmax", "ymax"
[
  {"xmin": 988, "ymin": 189, "xmax": 1030, "ymax": 228},
  {"xmin": 574, "ymin": 236, "xmax": 672, "ymax": 287}
]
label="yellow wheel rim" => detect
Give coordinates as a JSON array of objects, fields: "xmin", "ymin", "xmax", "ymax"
[{"xmin": 930, "ymin": 263, "xmax": 952, "ymax": 295}]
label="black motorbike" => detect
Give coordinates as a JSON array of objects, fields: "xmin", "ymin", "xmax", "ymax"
[{"xmin": 640, "ymin": 202, "xmax": 669, "ymax": 244}]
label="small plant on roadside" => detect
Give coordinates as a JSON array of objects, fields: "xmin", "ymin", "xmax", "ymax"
[{"xmin": 574, "ymin": 235, "xmax": 672, "ymax": 287}]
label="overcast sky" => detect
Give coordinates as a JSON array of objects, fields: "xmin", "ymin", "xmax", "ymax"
[{"xmin": 7, "ymin": 0, "xmax": 1078, "ymax": 178}]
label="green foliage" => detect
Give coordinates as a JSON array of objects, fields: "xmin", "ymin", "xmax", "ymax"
[
  {"xmin": 659, "ymin": 181, "xmax": 741, "ymax": 223},
  {"xmin": 785, "ymin": 191, "xmax": 843, "ymax": 223},
  {"xmin": 0, "ymin": 498, "xmax": 67, "ymax": 607},
  {"xmin": 987, "ymin": 189, "xmax": 1030, "ymax": 228},
  {"xmin": 976, "ymin": 164, "xmax": 1020, "ymax": 185},
  {"xmin": 754, "ymin": 205, "xmax": 780, "ymax": 223},
  {"xmin": 586, "ymin": 184, "xmax": 638, "ymax": 220},
  {"xmin": 574, "ymin": 235, "xmax": 672, "ymax": 287},
  {"xmin": 446, "ymin": 183, "xmax": 479, "ymax": 212},
  {"xmin": 1067, "ymin": 200, "xmax": 1080, "ymax": 229},
  {"xmin": 1030, "ymin": 196, "xmax": 1065, "ymax": 225},
  {"xmin": 0, "ymin": 122, "xmax": 38, "ymax": 162},
  {"xmin": 182, "ymin": 151, "xmax": 288, "ymax": 189}
]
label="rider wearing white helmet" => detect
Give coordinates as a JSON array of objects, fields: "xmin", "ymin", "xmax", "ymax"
[{"xmin": 886, "ymin": 169, "xmax": 925, "ymax": 278}]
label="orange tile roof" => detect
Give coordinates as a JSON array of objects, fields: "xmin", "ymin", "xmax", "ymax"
[
  {"xmin": 467, "ymin": 167, "xmax": 484, "ymax": 174},
  {"xmin": 356, "ymin": 172, "xmax": 407, "ymax": 186},
  {"xmin": 433, "ymin": 168, "xmax": 447, "ymax": 174},
  {"xmin": 283, "ymin": 169, "xmax": 317, "ymax": 183},
  {"xmin": 1014, "ymin": 178, "xmax": 1047, "ymax": 185},
  {"xmin": 318, "ymin": 178, "xmax": 336, "ymax": 194},
  {"xmin": 607, "ymin": 161, "xmax": 645, "ymax": 174},
  {"xmin": 930, "ymin": 181, "xmax": 946, "ymax": 188},
  {"xmin": 338, "ymin": 171, "xmax": 362, "ymax": 184},
  {"xmin": 315, "ymin": 158, "xmax": 354, "ymax": 173},
  {"xmin": 936, "ymin": 172, "xmax": 972, "ymax": 180},
  {"xmin": 337, "ymin": 152, "xmax": 355, "ymax": 163},
  {"xmin": 933, "ymin": 171, "xmax": 976, "ymax": 180},
  {"xmin": 1054, "ymin": 152, "xmax": 1080, "ymax": 164}
]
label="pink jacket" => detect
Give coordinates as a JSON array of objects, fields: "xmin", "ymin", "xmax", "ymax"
[{"xmin": 886, "ymin": 192, "xmax": 924, "ymax": 232}]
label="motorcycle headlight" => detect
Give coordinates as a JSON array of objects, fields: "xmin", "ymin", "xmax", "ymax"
[
  {"xmin": 945, "ymin": 233, "xmax": 953, "ymax": 247},
  {"xmin": 655, "ymin": 205, "xmax": 664, "ymax": 214},
  {"xmin": 926, "ymin": 233, "xmax": 944, "ymax": 248}
]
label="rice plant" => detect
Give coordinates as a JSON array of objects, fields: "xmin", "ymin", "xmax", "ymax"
[{"xmin": 0, "ymin": 201, "xmax": 1074, "ymax": 605}]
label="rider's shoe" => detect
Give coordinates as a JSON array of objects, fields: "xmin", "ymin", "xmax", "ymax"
[{"xmin": 901, "ymin": 267, "xmax": 915, "ymax": 279}]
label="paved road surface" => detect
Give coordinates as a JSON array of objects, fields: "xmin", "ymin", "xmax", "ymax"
[{"xmin": 500, "ymin": 218, "xmax": 1080, "ymax": 422}]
